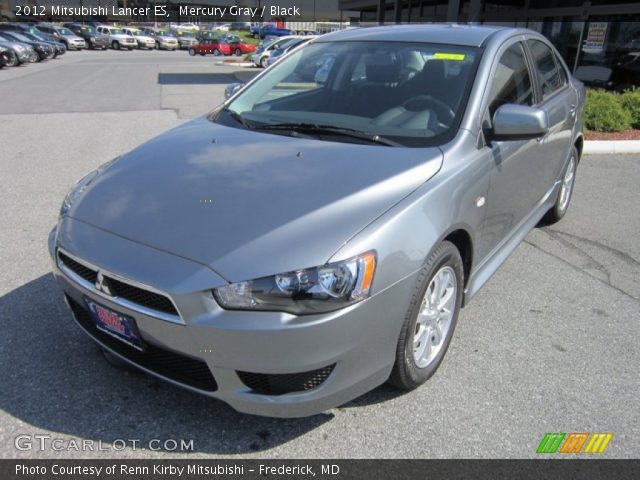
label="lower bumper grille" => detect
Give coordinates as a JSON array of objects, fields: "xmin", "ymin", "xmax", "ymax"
[
  {"xmin": 237, "ymin": 365, "xmax": 335, "ymax": 395},
  {"xmin": 66, "ymin": 295, "xmax": 217, "ymax": 392}
]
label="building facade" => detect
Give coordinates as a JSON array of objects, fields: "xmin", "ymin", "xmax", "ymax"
[{"xmin": 338, "ymin": 0, "xmax": 640, "ymax": 89}]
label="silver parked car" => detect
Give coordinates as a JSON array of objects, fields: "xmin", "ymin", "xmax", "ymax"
[
  {"xmin": 50, "ymin": 25, "xmax": 584, "ymax": 417},
  {"xmin": 96, "ymin": 25, "xmax": 137, "ymax": 50}
]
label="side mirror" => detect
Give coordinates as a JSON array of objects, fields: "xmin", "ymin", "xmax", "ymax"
[
  {"xmin": 492, "ymin": 104, "xmax": 549, "ymax": 141},
  {"xmin": 224, "ymin": 82, "xmax": 244, "ymax": 100}
]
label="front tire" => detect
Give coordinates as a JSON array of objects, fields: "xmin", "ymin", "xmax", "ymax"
[
  {"xmin": 234, "ymin": 48, "xmax": 241, "ymax": 56},
  {"xmin": 5, "ymin": 52, "xmax": 18, "ymax": 67},
  {"xmin": 111, "ymin": 41, "xmax": 120, "ymax": 50},
  {"xmin": 188, "ymin": 47, "xmax": 196, "ymax": 56},
  {"xmin": 389, "ymin": 241, "xmax": 464, "ymax": 390},
  {"xmin": 542, "ymin": 145, "xmax": 578, "ymax": 225},
  {"xmin": 259, "ymin": 56, "xmax": 268, "ymax": 68}
]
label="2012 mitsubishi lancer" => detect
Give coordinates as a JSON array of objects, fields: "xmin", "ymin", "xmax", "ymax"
[{"xmin": 50, "ymin": 25, "xmax": 584, "ymax": 417}]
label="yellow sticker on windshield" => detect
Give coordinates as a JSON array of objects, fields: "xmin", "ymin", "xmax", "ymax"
[{"xmin": 434, "ymin": 53, "xmax": 466, "ymax": 61}]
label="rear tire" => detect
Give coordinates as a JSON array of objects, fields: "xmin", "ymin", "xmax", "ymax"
[
  {"xmin": 234, "ymin": 48, "xmax": 241, "ymax": 56},
  {"xmin": 213, "ymin": 48, "xmax": 221, "ymax": 56},
  {"xmin": 542, "ymin": 145, "xmax": 578, "ymax": 225},
  {"xmin": 188, "ymin": 48, "xmax": 196, "ymax": 56},
  {"xmin": 389, "ymin": 241, "xmax": 464, "ymax": 390}
]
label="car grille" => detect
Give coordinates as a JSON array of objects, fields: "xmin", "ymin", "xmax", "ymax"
[
  {"xmin": 58, "ymin": 251, "xmax": 98, "ymax": 284},
  {"xmin": 57, "ymin": 250, "xmax": 179, "ymax": 316},
  {"xmin": 237, "ymin": 365, "xmax": 335, "ymax": 395},
  {"xmin": 66, "ymin": 295, "xmax": 217, "ymax": 392}
]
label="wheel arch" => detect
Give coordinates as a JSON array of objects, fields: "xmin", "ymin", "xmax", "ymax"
[
  {"xmin": 441, "ymin": 228, "xmax": 473, "ymax": 291},
  {"xmin": 574, "ymin": 134, "xmax": 584, "ymax": 163}
]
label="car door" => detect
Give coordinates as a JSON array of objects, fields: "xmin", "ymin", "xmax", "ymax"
[
  {"xmin": 476, "ymin": 39, "xmax": 541, "ymax": 260},
  {"xmin": 525, "ymin": 38, "xmax": 578, "ymax": 196}
]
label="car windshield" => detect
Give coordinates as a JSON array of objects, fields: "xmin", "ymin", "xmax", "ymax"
[
  {"xmin": 9, "ymin": 32, "xmax": 30, "ymax": 42},
  {"xmin": 110, "ymin": 29, "xmax": 124, "ymax": 35},
  {"xmin": 56, "ymin": 28, "xmax": 72, "ymax": 36},
  {"xmin": 80, "ymin": 26, "xmax": 96, "ymax": 34},
  {"xmin": 156, "ymin": 31, "xmax": 170, "ymax": 37},
  {"xmin": 219, "ymin": 41, "xmax": 481, "ymax": 147}
]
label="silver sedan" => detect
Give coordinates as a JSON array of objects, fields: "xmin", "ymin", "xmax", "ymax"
[{"xmin": 50, "ymin": 25, "xmax": 584, "ymax": 417}]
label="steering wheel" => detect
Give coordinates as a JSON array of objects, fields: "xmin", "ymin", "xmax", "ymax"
[{"xmin": 401, "ymin": 95, "xmax": 455, "ymax": 124}]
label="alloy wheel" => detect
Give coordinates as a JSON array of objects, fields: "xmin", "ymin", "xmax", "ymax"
[{"xmin": 413, "ymin": 266, "xmax": 457, "ymax": 368}]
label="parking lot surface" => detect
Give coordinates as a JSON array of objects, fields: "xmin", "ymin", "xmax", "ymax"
[{"xmin": 0, "ymin": 50, "xmax": 638, "ymax": 459}]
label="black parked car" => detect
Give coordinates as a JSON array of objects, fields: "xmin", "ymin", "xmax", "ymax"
[
  {"xmin": 0, "ymin": 31, "xmax": 54, "ymax": 61},
  {"xmin": 64, "ymin": 23, "xmax": 109, "ymax": 50},
  {"xmin": 0, "ymin": 22, "xmax": 64, "ymax": 49},
  {"xmin": 15, "ymin": 31, "xmax": 65, "ymax": 57},
  {"xmin": 0, "ymin": 46, "xmax": 8, "ymax": 68}
]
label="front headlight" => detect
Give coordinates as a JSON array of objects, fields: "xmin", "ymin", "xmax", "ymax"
[
  {"xmin": 214, "ymin": 252, "xmax": 376, "ymax": 315},
  {"xmin": 59, "ymin": 157, "xmax": 119, "ymax": 217}
]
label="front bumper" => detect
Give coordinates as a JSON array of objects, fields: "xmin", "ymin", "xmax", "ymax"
[
  {"xmin": 138, "ymin": 39, "xmax": 156, "ymax": 48},
  {"xmin": 89, "ymin": 38, "xmax": 108, "ymax": 49},
  {"xmin": 49, "ymin": 219, "xmax": 410, "ymax": 417},
  {"xmin": 159, "ymin": 40, "xmax": 178, "ymax": 49},
  {"xmin": 68, "ymin": 39, "xmax": 86, "ymax": 49}
]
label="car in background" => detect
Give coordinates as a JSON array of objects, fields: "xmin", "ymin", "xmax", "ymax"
[
  {"xmin": 251, "ymin": 35, "xmax": 298, "ymax": 68},
  {"xmin": 139, "ymin": 28, "xmax": 178, "ymax": 51},
  {"xmin": 230, "ymin": 22, "xmax": 251, "ymax": 32},
  {"xmin": 0, "ymin": 23, "xmax": 66, "ymax": 57},
  {"xmin": 250, "ymin": 23, "xmax": 292, "ymax": 39},
  {"xmin": 0, "ymin": 46, "xmax": 8, "ymax": 68},
  {"xmin": 36, "ymin": 25, "xmax": 86, "ymax": 50},
  {"xmin": 220, "ymin": 34, "xmax": 256, "ymax": 56},
  {"xmin": 64, "ymin": 24, "xmax": 109, "ymax": 50},
  {"xmin": 188, "ymin": 38, "xmax": 230, "ymax": 57},
  {"xmin": 14, "ymin": 31, "xmax": 65, "ymax": 58},
  {"xmin": 122, "ymin": 27, "xmax": 156, "ymax": 49},
  {"xmin": 171, "ymin": 30, "xmax": 199, "ymax": 50},
  {"xmin": 96, "ymin": 26, "xmax": 137, "ymax": 50},
  {"xmin": 610, "ymin": 50, "xmax": 640, "ymax": 91},
  {"xmin": 265, "ymin": 36, "xmax": 316, "ymax": 67},
  {"xmin": 0, "ymin": 31, "xmax": 54, "ymax": 61},
  {"xmin": 0, "ymin": 36, "xmax": 35, "ymax": 65},
  {"xmin": 173, "ymin": 23, "xmax": 200, "ymax": 32}
]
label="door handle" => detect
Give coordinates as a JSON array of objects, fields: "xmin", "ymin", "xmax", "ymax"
[{"xmin": 569, "ymin": 104, "xmax": 577, "ymax": 117}]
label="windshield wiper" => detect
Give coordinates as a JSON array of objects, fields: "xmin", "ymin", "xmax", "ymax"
[
  {"xmin": 223, "ymin": 108, "xmax": 253, "ymax": 130},
  {"xmin": 256, "ymin": 123, "xmax": 403, "ymax": 147}
]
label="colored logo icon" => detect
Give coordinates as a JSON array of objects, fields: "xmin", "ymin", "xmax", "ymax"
[{"xmin": 537, "ymin": 433, "xmax": 613, "ymax": 454}]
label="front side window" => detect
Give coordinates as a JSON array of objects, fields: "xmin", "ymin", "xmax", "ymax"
[
  {"xmin": 527, "ymin": 39, "xmax": 566, "ymax": 99},
  {"xmin": 487, "ymin": 42, "xmax": 534, "ymax": 117},
  {"xmin": 218, "ymin": 41, "xmax": 481, "ymax": 147}
]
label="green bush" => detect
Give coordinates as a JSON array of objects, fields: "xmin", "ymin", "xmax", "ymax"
[
  {"xmin": 621, "ymin": 88, "xmax": 640, "ymax": 128},
  {"xmin": 584, "ymin": 89, "xmax": 631, "ymax": 132}
]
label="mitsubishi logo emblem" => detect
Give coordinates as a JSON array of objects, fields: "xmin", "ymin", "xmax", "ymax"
[{"xmin": 95, "ymin": 272, "xmax": 113, "ymax": 296}]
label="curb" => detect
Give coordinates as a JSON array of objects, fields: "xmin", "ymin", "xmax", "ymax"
[
  {"xmin": 584, "ymin": 140, "xmax": 640, "ymax": 154},
  {"xmin": 215, "ymin": 61, "xmax": 254, "ymax": 67}
]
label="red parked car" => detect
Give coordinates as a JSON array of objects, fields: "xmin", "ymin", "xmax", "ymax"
[
  {"xmin": 188, "ymin": 38, "xmax": 230, "ymax": 57},
  {"xmin": 221, "ymin": 35, "xmax": 256, "ymax": 56}
]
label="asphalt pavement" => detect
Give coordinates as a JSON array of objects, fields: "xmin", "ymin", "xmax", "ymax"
[{"xmin": 0, "ymin": 50, "xmax": 638, "ymax": 459}]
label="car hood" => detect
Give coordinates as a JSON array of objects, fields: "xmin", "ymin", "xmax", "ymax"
[{"xmin": 69, "ymin": 116, "xmax": 443, "ymax": 282}]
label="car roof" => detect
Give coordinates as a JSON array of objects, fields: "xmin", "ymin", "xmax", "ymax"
[{"xmin": 316, "ymin": 24, "xmax": 509, "ymax": 47}]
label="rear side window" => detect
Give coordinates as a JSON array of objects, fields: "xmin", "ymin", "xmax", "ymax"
[
  {"xmin": 487, "ymin": 42, "xmax": 534, "ymax": 117},
  {"xmin": 527, "ymin": 39, "xmax": 567, "ymax": 99}
]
